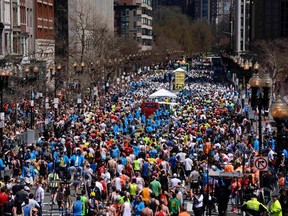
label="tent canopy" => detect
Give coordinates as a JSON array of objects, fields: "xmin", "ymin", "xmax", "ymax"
[
  {"xmin": 149, "ymin": 89, "xmax": 177, "ymax": 98},
  {"xmin": 173, "ymin": 68, "xmax": 186, "ymax": 73}
]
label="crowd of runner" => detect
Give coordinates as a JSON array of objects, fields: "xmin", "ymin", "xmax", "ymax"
[{"xmin": 0, "ymin": 61, "xmax": 287, "ymax": 216}]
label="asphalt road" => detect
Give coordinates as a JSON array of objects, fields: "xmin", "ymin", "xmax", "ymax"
[{"xmin": 38, "ymin": 186, "xmax": 243, "ymax": 216}]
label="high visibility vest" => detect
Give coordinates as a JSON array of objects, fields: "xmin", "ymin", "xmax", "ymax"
[{"xmin": 246, "ymin": 198, "xmax": 267, "ymax": 212}]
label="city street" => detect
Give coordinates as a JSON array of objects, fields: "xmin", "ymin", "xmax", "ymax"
[{"xmin": 0, "ymin": 1, "xmax": 288, "ymax": 216}]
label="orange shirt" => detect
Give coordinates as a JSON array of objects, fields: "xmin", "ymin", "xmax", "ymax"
[
  {"xmin": 204, "ymin": 142, "xmax": 211, "ymax": 154},
  {"xmin": 120, "ymin": 175, "xmax": 127, "ymax": 183},
  {"xmin": 142, "ymin": 187, "xmax": 150, "ymax": 201},
  {"xmin": 224, "ymin": 164, "xmax": 234, "ymax": 173},
  {"xmin": 279, "ymin": 177, "xmax": 286, "ymax": 186},
  {"xmin": 179, "ymin": 212, "xmax": 191, "ymax": 216}
]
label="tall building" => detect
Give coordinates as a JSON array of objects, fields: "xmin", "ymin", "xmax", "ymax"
[
  {"xmin": 251, "ymin": 0, "xmax": 288, "ymax": 40},
  {"xmin": 217, "ymin": 0, "xmax": 232, "ymax": 24},
  {"xmin": 152, "ymin": 0, "xmax": 181, "ymax": 10},
  {"xmin": 35, "ymin": 0, "xmax": 54, "ymax": 64},
  {"xmin": 233, "ymin": 0, "xmax": 288, "ymax": 54},
  {"xmin": 114, "ymin": 0, "xmax": 138, "ymax": 40},
  {"xmin": 20, "ymin": 0, "xmax": 35, "ymax": 59},
  {"xmin": 114, "ymin": 0, "xmax": 153, "ymax": 51},
  {"xmin": 137, "ymin": 0, "xmax": 153, "ymax": 50},
  {"xmin": 54, "ymin": 0, "xmax": 68, "ymax": 62},
  {"xmin": 181, "ymin": 0, "xmax": 218, "ymax": 24},
  {"xmin": 0, "ymin": 0, "xmax": 53, "ymax": 65},
  {"xmin": 233, "ymin": 0, "xmax": 251, "ymax": 54},
  {"xmin": 1, "ymin": 0, "xmax": 22, "ymax": 57}
]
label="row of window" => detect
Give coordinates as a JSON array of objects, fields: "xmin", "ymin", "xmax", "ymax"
[
  {"xmin": 142, "ymin": 17, "xmax": 152, "ymax": 26},
  {"xmin": 142, "ymin": 28, "xmax": 152, "ymax": 36},
  {"xmin": 2, "ymin": 32, "xmax": 32, "ymax": 55},
  {"xmin": 142, "ymin": 38, "xmax": 152, "ymax": 46},
  {"xmin": 142, "ymin": 0, "xmax": 152, "ymax": 6},
  {"xmin": 142, "ymin": 7, "xmax": 152, "ymax": 16}
]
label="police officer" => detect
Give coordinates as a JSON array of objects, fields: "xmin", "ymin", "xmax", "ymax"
[
  {"xmin": 269, "ymin": 195, "xmax": 282, "ymax": 216},
  {"xmin": 241, "ymin": 194, "xmax": 268, "ymax": 216}
]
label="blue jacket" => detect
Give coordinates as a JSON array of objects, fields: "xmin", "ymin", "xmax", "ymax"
[
  {"xmin": 70, "ymin": 155, "xmax": 85, "ymax": 167},
  {"xmin": 0, "ymin": 159, "xmax": 5, "ymax": 170},
  {"xmin": 56, "ymin": 155, "xmax": 69, "ymax": 167},
  {"xmin": 22, "ymin": 165, "xmax": 36, "ymax": 178}
]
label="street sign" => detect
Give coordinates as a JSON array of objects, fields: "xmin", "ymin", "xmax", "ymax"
[
  {"xmin": 254, "ymin": 156, "xmax": 268, "ymax": 171},
  {"xmin": 208, "ymin": 171, "xmax": 243, "ymax": 178}
]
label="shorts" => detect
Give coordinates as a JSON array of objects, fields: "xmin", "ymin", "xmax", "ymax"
[{"xmin": 50, "ymin": 187, "xmax": 58, "ymax": 193}]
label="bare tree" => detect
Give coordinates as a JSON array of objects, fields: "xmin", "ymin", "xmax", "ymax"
[
  {"xmin": 252, "ymin": 39, "xmax": 288, "ymax": 96},
  {"xmin": 56, "ymin": 1, "xmax": 122, "ymax": 95}
]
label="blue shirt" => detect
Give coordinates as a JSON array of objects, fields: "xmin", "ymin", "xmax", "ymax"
[
  {"xmin": 133, "ymin": 201, "xmax": 145, "ymax": 216},
  {"xmin": 23, "ymin": 205, "xmax": 32, "ymax": 216},
  {"xmin": 142, "ymin": 162, "xmax": 149, "ymax": 177},
  {"xmin": 110, "ymin": 147, "xmax": 120, "ymax": 159},
  {"xmin": 149, "ymin": 149, "xmax": 157, "ymax": 158},
  {"xmin": 73, "ymin": 200, "xmax": 82, "ymax": 216},
  {"xmin": 169, "ymin": 156, "xmax": 177, "ymax": 168},
  {"xmin": 133, "ymin": 145, "xmax": 140, "ymax": 157},
  {"xmin": 253, "ymin": 139, "xmax": 259, "ymax": 152}
]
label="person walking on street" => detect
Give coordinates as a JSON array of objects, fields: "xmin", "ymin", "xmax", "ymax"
[
  {"xmin": 193, "ymin": 189, "xmax": 204, "ymax": 216},
  {"xmin": 279, "ymin": 189, "xmax": 288, "ymax": 215},
  {"xmin": 169, "ymin": 193, "xmax": 180, "ymax": 216},
  {"xmin": 71, "ymin": 196, "xmax": 83, "ymax": 216},
  {"xmin": 22, "ymin": 199, "xmax": 33, "ymax": 216},
  {"xmin": 269, "ymin": 195, "xmax": 282, "ymax": 216},
  {"xmin": 34, "ymin": 182, "xmax": 44, "ymax": 216},
  {"xmin": 141, "ymin": 201, "xmax": 153, "ymax": 216},
  {"xmin": 121, "ymin": 196, "xmax": 132, "ymax": 216}
]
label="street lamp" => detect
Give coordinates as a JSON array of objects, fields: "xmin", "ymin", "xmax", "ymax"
[
  {"xmin": 249, "ymin": 72, "xmax": 272, "ymax": 188},
  {"xmin": 253, "ymin": 62, "xmax": 260, "ymax": 70},
  {"xmin": 0, "ymin": 69, "xmax": 11, "ymax": 146},
  {"xmin": 73, "ymin": 62, "xmax": 85, "ymax": 75},
  {"xmin": 271, "ymin": 96, "xmax": 288, "ymax": 158}
]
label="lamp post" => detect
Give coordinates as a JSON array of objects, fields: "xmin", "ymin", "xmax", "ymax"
[
  {"xmin": 73, "ymin": 62, "xmax": 85, "ymax": 75},
  {"xmin": 31, "ymin": 66, "xmax": 39, "ymax": 129},
  {"xmin": 0, "ymin": 69, "xmax": 11, "ymax": 147},
  {"xmin": 271, "ymin": 96, "xmax": 288, "ymax": 162},
  {"xmin": 243, "ymin": 60, "xmax": 250, "ymax": 98},
  {"xmin": 248, "ymin": 72, "xmax": 272, "ymax": 188},
  {"xmin": 54, "ymin": 63, "xmax": 62, "ymax": 120},
  {"xmin": 24, "ymin": 65, "xmax": 39, "ymax": 129}
]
